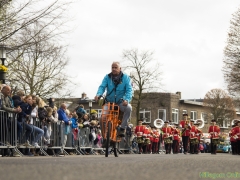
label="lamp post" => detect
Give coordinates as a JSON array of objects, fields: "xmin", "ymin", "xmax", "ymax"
[
  {"xmin": 0, "ymin": 44, "xmax": 8, "ymax": 84},
  {"xmin": 89, "ymin": 100, "xmax": 92, "ymax": 120}
]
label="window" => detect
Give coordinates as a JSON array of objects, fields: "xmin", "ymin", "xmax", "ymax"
[
  {"xmin": 190, "ymin": 111, "xmax": 197, "ymax": 120},
  {"xmin": 158, "ymin": 109, "xmax": 166, "ymax": 121},
  {"xmin": 172, "ymin": 108, "xmax": 178, "ymax": 123},
  {"xmin": 201, "ymin": 112, "xmax": 208, "ymax": 124},
  {"xmin": 219, "ymin": 118, "xmax": 230, "ymax": 128},
  {"xmin": 139, "ymin": 110, "xmax": 151, "ymax": 123}
]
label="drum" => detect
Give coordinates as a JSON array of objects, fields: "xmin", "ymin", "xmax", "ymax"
[
  {"xmin": 190, "ymin": 138, "xmax": 198, "ymax": 145},
  {"xmin": 137, "ymin": 132, "xmax": 143, "ymax": 137},
  {"xmin": 137, "ymin": 137, "xmax": 143, "ymax": 144},
  {"xmin": 144, "ymin": 138, "xmax": 151, "ymax": 145},
  {"xmin": 212, "ymin": 138, "xmax": 220, "ymax": 145},
  {"xmin": 164, "ymin": 137, "xmax": 172, "ymax": 144}
]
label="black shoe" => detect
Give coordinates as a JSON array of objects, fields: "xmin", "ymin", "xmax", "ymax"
[{"xmin": 117, "ymin": 128, "xmax": 125, "ymax": 137}]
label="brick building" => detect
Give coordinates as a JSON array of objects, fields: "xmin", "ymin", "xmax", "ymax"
[{"xmin": 53, "ymin": 92, "xmax": 239, "ymax": 133}]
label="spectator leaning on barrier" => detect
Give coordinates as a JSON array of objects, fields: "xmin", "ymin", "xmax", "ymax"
[
  {"xmin": 1, "ymin": 86, "xmax": 22, "ymax": 114},
  {"xmin": 17, "ymin": 95, "xmax": 35, "ymax": 147},
  {"xmin": 0, "ymin": 85, "xmax": 22, "ymax": 157},
  {"xmin": 42, "ymin": 106, "xmax": 58, "ymax": 146},
  {"xmin": 71, "ymin": 112, "xmax": 78, "ymax": 147},
  {"xmin": 58, "ymin": 103, "xmax": 72, "ymax": 147}
]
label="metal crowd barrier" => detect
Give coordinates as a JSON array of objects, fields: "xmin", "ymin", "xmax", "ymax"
[{"xmin": 0, "ymin": 109, "xmax": 135, "ymax": 157}]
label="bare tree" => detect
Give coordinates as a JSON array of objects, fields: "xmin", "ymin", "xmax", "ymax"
[
  {"xmin": 0, "ymin": 0, "xmax": 74, "ymax": 54},
  {"xmin": 8, "ymin": 23, "xmax": 72, "ymax": 98},
  {"xmin": 223, "ymin": 7, "xmax": 240, "ymax": 96},
  {"xmin": 203, "ymin": 88, "xmax": 236, "ymax": 127},
  {"xmin": 122, "ymin": 49, "xmax": 163, "ymax": 122}
]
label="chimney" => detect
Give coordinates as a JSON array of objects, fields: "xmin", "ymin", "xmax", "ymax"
[
  {"xmin": 176, "ymin": 91, "xmax": 181, "ymax": 99},
  {"xmin": 82, "ymin": 92, "xmax": 87, "ymax": 99}
]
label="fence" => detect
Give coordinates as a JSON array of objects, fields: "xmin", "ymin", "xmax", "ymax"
[{"xmin": 0, "ymin": 110, "xmax": 134, "ymax": 157}]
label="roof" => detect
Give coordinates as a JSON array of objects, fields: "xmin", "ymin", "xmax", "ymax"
[{"xmin": 180, "ymin": 99, "xmax": 203, "ymax": 106}]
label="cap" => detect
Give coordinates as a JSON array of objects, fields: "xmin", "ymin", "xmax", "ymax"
[
  {"xmin": 211, "ymin": 119, "xmax": 216, "ymax": 122},
  {"xmin": 183, "ymin": 113, "xmax": 188, "ymax": 116},
  {"xmin": 194, "ymin": 122, "xmax": 200, "ymax": 125},
  {"xmin": 164, "ymin": 121, "xmax": 169, "ymax": 123},
  {"xmin": 190, "ymin": 119, "xmax": 194, "ymax": 122}
]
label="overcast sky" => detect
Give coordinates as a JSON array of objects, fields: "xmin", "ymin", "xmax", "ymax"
[{"xmin": 65, "ymin": 0, "xmax": 240, "ymax": 100}]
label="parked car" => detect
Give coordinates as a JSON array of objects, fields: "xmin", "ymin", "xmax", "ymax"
[{"xmin": 217, "ymin": 141, "xmax": 231, "ymax": 153}]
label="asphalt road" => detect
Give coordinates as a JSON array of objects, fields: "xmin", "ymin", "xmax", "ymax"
[{"xmin": 0, "ymin": 153, "xmax": 239, "ymax": 180}]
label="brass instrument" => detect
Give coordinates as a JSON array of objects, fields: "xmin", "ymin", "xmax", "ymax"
[
  {"xmin": 154, "ymin": 119, "xmax": 164, "ymax": 128},
  {"xmin": 194, "ymin": 119, "xmax": 205, "ymax": 129}
]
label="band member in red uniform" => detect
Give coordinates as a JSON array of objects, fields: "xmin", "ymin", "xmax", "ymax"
[
  {"xmin": 143, "ymin": 124, "xmax": 151, "ymax": 154},
  {"xmin": 134, "ymin": 119, "xmax": 145, "ymax": 154},
  {"xmin": 189, "ymin": 120, "xmax": 197, "ymax": 154},
  {"xmin": 152, "ymin": 127, "xmax": 160, "ymax": 154},
  {"xmin": 208, "ymin": 119, "xmax": 220, "ymax": 154},
  {"xmin": 172, "ymin": 123, "xmax": 180, "ymax": 154},
  {"xmin": 146, "ymin": 126, "xmax": 153, "ymax": 154},
  {"xmin": 195, "ymin": 122, "xmax": 203, "ymax": 154},
  {"xmin": 229, "ymin": 124, "xmax": 237, "ymax": 155},
  {"xmin": 179, "ymin": 114, "xmax": 191, "ymax": 154},
  {"xmin": 161, "ymin": 121, "xmax": 173, "ymax": 154},
  {"xmin": 232, "ymin": 120, "xmax": 240, "ymax": 155}
]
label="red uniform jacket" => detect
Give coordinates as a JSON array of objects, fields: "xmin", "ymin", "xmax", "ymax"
[
  {"xmin": 195, "ymin": 128, "xmax": 203, "ymax": 141},
  {"xmin": 232, "ymin": 126, "xmax": 240, "ymax": 140},
  {"xmin": 162, "ymin": 126, "xmax": 173, "ymax": 139},
  {"xmin": 208, "ymin": 125, "xmax": 220, "ymax": 139},
  {"xmin": 179, "ymin": 120, "xmax": 190, "ymax": 136},
  {"xmin": 173, "ymin": 128, "xmax": 180, "ymax": 141},
  {"xmin": 229, "ymin": 129, "xmax": 237, "ymax": 142},
  {"xmin": 143, "ymin": 127, "xmax": 150, "ymax": 137},
  {"xmin": 152, "ymin": 130, "xmax": 160, "ymax": 143},
  {"xmin": 135, "ymin": 125, "xmax": 145, "ymax": 137},
  {"xmin": 190, "ymin": 125, "xmax": 197, "ymax": 139}
]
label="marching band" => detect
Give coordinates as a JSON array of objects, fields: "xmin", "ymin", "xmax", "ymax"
[{"xmin": 132, "ymin": 115, "xmax": 240, "ymax": 155}]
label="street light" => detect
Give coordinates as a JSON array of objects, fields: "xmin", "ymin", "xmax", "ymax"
[{"xmin": 0, "ymin": 44, "xmax": 8, "ymax": 84}]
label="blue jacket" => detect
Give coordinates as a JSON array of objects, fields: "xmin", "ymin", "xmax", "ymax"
[
  {"xmin": 71, "ymin": 117, "xmax": 78, "ymax": 129},
  {"xmin": 57, "ymin": 108, "xmax": 70, "ymax": 125},
  {"xmin": 18, "ymin": 102, "xmax": 32, "ymax": 122},
  {"xmin": 96, "ymin": 73, "xmax": 133, "ymax": 104}
]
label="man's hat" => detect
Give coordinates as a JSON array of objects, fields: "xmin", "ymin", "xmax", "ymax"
[
  {"xmin": 183, "ymin": 113, "xmax": 188, "ymax": 116},
  {"xmin": 164, "ymin": 121, "xmax": 169, "ymax": 123},
  {"xmin": 190, "ymin": 119, "xmax": 194, "ymax": 122},
  {"xmin": 194, "ymin": 122, "xmax": 200, "ymax": 125},
  {"xmin": 211, "ymin": 119, "xmax": 216, "ymax": 122}
]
